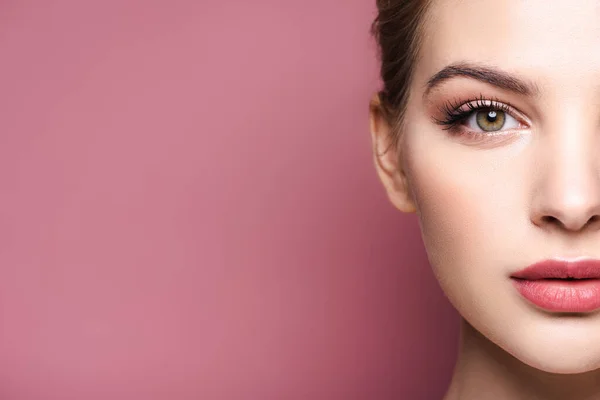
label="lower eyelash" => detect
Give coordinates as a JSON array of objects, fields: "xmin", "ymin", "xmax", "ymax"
[{"xmin": 432, "ymin": 94, "xmax": 513, "ymax": 132}]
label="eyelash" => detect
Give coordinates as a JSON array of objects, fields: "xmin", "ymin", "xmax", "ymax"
[{"xmin": 433, "ymin": 94, "xmax": 520, "ymax": 134}]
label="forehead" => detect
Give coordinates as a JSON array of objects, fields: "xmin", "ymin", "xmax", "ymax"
[{"xmin": 415, "ymin": 0, "xmax": 600, "ymax": 90}]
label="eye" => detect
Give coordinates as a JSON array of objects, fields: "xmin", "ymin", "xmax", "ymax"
[
  {"xmin": 466, "ymin": 108, "xmax": 520, "ymax": 132},
  {"xmin": 433, "ymin": 95, "xmax": 529, "ymax": 136}
]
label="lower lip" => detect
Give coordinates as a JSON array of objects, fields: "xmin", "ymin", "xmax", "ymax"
[{"xmin": 512, "ymin": 278, "xmax": 600, "ymax": 312}]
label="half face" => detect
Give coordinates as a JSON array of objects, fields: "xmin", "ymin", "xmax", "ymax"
[{"xmin": 372, "ymin": 0, "xmax": 600, "ymax": 373}]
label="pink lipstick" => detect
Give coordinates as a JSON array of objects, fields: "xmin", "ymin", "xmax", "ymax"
[{"xmin": 511, "ymin": 258, "xmax": 600, "ymax": 313}]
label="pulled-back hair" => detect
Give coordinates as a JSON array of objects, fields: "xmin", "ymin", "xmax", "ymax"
[{"xmin": 370, "ymin": 0, "xmax": 433, "ymax": 149}]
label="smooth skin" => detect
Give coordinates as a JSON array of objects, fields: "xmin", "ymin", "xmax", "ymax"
[{"xmin": 370, "ymin": 1, "xmax": 600, "ymax": 399}]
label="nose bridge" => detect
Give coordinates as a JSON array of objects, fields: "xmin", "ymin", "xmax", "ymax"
[{"xmin": 531, "ymin": 109, "xmax": 600, "ymax": 232}]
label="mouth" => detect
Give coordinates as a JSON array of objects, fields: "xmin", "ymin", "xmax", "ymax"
[
  {"xmin": 511, "ymin": 259, "xmax": 600, "ymax": 313},
  {"xmin": 513, "ymin": 277, "xmax": 600, "ymax": 282}
]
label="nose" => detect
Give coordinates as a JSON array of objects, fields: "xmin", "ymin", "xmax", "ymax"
[{"xmin": 530, "ymin": 127, "xmax": 600, "ymax": 233}]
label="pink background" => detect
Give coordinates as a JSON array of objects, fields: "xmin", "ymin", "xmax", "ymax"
[{"xmin": 0, "ymin": 1, "xmax": 459, "ymax": 399}]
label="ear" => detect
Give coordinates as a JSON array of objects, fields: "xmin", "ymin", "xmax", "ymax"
[{"xmin": 369, "ymin": 93, "xmax": 416, "ymax": 213}]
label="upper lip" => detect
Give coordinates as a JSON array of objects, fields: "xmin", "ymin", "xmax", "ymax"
[{"xmin": 511, "ymin": 258, "xmax": 600, "ymax": 280}]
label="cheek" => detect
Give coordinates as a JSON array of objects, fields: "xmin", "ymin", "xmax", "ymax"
[
  {"xmin": 402, "ymin": 137, "xmax": 523, "ymax": 291},
  {"xmin": 409, "ymin": 159, "xmax": 489, "ymax": 277},
  {"xmin": 405, "ymin": 154, "xmax": 507, "ymax": 324}
]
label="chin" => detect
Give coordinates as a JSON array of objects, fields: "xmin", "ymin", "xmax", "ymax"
[
  {"xmin": 499, "ymin": 324, "xmax": 600, "ymax": 374},
  {"xmin": 518, "ymin": 352, "xmax": 600, "ymax": 375}
]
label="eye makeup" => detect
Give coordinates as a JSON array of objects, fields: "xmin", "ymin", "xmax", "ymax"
[{"xmin": 431, "ymin": 93, "xmax": 530, "ymax": 142}]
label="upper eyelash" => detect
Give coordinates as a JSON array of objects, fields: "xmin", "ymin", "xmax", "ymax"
[{"xmin": 432, "ymin": 94, "xmax": 516, "ymax": 131}]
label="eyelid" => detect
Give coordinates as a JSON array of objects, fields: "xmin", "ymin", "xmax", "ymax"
[{"xmin": 458, "ymin": 98, "xmax": 527, "ymax": 122}]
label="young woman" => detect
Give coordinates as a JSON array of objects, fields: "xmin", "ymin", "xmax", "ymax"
[{"xmin": 369, "ymin": 1, "xmax": 600, "ymax": 399}]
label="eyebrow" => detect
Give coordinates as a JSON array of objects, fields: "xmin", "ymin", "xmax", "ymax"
[{"xmin": 423, "ymin": 62, "xmax": 540, "ymax": 98}]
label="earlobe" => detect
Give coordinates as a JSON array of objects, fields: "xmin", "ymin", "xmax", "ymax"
[{"xmin": 369, "ymin": 94, "xmax": 417, "ymax": 214}]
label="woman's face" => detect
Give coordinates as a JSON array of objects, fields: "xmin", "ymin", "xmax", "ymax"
[{"xmin": 372, "ymin": 0, "xmax": 600, "ymax": 373}]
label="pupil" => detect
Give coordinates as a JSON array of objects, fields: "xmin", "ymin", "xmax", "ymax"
[{"xmin": 487, "ymin": 111, "xmax": 497, "ymax": 122}]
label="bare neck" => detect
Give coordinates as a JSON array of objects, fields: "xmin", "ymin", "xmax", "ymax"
[{"xmin": 443, "ymin": 319, "xmax": 600, "ymax": 400}]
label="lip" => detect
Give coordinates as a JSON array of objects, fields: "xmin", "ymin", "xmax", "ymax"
[{"xmin": 511, "ymin": 258, "xmax": 600, "ymax": 313}]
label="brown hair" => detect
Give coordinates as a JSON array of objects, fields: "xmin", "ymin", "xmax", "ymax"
[{"xmin": 370, "ymin": 0, "xmax": 433, "ymax": 151}]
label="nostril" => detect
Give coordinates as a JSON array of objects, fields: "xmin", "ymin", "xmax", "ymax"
[
  {"xmin": 540, "ymin": 215, "xmax": 560, "ymax": 225},
  {"xmin": 537, "ymin": 214, "xmax": 600, "ymax": 231},
  {"xmin": 586, "ymin": 215, "xmax": 600, "ymax": 230}
]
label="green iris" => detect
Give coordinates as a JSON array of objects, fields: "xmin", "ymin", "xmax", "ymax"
[{"xmin": 476, "ymin": 109, "xmax": 505, "ymax": 132}]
